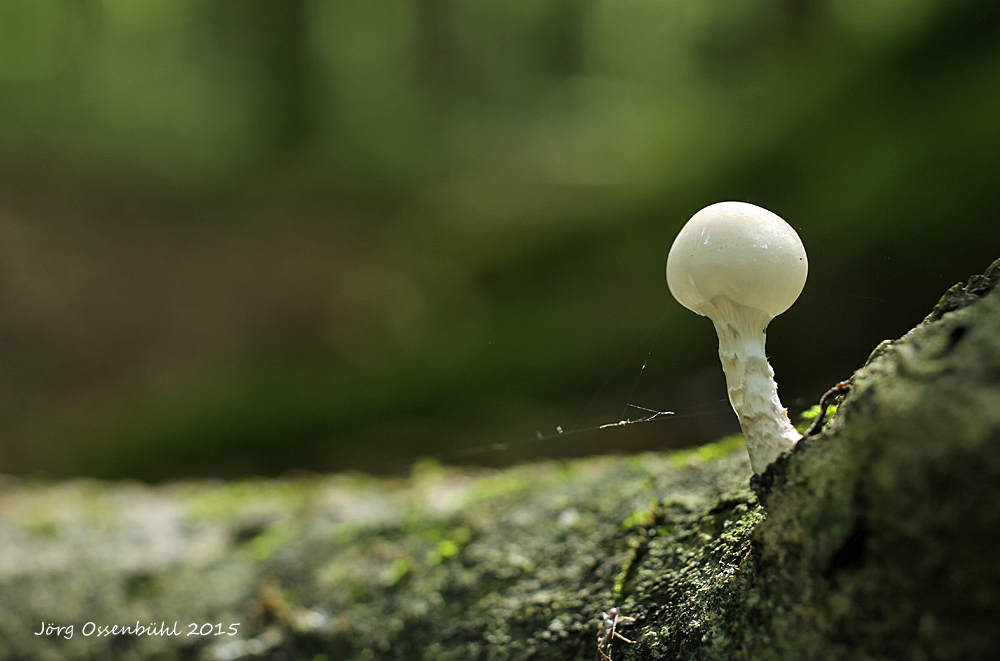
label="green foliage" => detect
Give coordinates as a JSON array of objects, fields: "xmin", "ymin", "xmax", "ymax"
[
  {"xmin": 621, "ymin": 500, "xmax": 659, "ymax": 532},
  {"xmin": 671, "ymin": 435, "xmax": 746, "ymax": 469},
  {"xmin": 1, "ymin": 0, "xmax": 998, "ymax": 479},
  {"xmin": 796, "ymin": 404, "xmax": 838, "ymax": 433}
]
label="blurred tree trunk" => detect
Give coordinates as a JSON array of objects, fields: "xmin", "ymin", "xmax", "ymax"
[{"xmin": 208, "ymin": 0, "xmax": 315, "ymax": 158}]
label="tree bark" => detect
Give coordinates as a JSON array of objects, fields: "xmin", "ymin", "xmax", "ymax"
[{"xmin": 2, "ymin": 259, "xmax": 999, "ymax": 661}]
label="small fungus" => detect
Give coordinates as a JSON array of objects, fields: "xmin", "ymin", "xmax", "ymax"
[{"xmin": 667, "ymin": 201, "xmax": 808, "ymax": 474}]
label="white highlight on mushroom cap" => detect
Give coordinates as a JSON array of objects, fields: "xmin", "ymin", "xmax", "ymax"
[{"xmin": 667, "ymin": 201, "xmax": 807, "ymax": 321}]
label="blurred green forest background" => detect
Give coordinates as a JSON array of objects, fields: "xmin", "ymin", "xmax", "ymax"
[{"xmin": 0, "ymin": 0, "xmax": 997, "ymax": 481}]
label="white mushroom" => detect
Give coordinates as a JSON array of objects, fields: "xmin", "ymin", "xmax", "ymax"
[{"xmin": 667, "ymin": 201, "xmax": 808, "ymax": 474}]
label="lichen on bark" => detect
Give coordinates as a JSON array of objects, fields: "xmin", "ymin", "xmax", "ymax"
[{"xmin": 2, "ymin": 259, "xmax": 999, "ymax": 661}]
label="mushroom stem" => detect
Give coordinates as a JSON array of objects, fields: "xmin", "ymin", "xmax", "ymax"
[{"xmin": 704, "ymin": 296, "xmax": 801, "ymax": 474}]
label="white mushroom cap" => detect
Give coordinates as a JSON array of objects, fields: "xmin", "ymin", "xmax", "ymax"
[{"xmin": 667, "ymin": 202, "xmax": 808, "ymax": 320}]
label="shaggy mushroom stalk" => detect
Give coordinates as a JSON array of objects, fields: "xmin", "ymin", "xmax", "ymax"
[{"xmin": 667, "ymin": 202, "xmax": 808, "ymax": 474}]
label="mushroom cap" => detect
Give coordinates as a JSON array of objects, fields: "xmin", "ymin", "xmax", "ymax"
[{"xmin": 667, "ymin": 201, "xmax": 807, "ymax": 319}]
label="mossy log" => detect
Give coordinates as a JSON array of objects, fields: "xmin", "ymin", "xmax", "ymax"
[{"xmin": 2, "ymin": 259, "xmax": 999, "ymax": 661}]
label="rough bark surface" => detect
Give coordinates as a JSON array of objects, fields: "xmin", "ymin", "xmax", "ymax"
[{"xmin": 2, "ymin": 259, "xmax": 999, "ymax": 661}]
